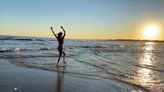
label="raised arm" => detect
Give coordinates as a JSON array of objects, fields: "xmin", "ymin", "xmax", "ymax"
[
  {"xmin": 61, "ymin": 26, "xmax": 66, "ymax": 38},
  {"xmin": 50, "ymin": 27, "xmax": 57, "ymax": 38}
]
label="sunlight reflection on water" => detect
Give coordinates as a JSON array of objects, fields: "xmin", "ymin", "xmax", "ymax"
[
  {"xmin": 137, "ymin": 68, "xmax": 153, "ymax": 86},
  {"xmin": 137, "ymin": 42, "xmax": 155, "ymax": 87},
  {"xmin": 140, "ymin": 53, "xmax": 153, "ymax": 66}
]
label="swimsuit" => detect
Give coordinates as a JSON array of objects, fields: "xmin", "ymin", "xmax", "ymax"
[
  {"xmin": 58, "ymin": 45, "xmax": 63, "ymax": 54},
  {"xmin": 57, "ymin": 37, "xmax": 64, "ymax": 54}
]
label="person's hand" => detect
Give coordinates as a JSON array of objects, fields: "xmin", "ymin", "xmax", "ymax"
[{"xmin": 50, "ymin": 27, "xmax": 53, "ymax": 30}]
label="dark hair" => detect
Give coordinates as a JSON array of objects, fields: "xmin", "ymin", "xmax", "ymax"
[{"xmin": 58, "ymin": 32, "xmax": 63, "ymax": 37}]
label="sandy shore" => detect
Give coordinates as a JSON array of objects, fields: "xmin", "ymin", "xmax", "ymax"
[{"xmin": 0, "ymin": 59, "xmax": 145, "ymax": 92}]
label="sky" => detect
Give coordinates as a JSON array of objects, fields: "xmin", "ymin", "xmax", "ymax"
[{"xmin": 0, "ymin": 0, "xmax": 164, "ymax": 40}]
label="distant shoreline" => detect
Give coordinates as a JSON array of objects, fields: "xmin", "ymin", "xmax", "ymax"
[
  {"xmin": 106, "ymin": 39, "xmax": 164, "ymax": 42},
  {"xmin": 0, "ymin": 35, "xmax": 164, "ymax": 42}
]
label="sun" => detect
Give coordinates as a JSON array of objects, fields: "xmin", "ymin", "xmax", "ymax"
[{"xmin": 142, "ymin": 24, "xmax": 160, "ymax": 40}]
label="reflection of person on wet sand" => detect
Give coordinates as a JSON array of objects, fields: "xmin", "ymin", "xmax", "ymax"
[
  {"xmin": 55, "ymin": 66, "xmax": 65, "ymax": 92},
  {"xmin": 51, "ymin": 26, "xmax": 66, "ymax": 66}
]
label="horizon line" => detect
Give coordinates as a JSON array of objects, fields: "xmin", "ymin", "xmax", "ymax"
[{"xmin": 0, "ymin": 34, "xmax": 164, "ymax": 42}]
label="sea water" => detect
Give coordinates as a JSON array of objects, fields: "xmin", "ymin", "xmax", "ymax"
[{"xmin": 0, "ymin": 35, "xmax": 164, "ymax": 92}]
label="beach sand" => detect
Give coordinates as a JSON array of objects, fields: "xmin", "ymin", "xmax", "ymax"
[{"xmin": 0, "ymin": 59, "xmax": 145, "ymax": 92}]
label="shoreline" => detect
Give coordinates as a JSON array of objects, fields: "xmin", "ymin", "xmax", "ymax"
[{"xmin": 0, "ymin": 59, "xmax": 145, "ymax": 92}]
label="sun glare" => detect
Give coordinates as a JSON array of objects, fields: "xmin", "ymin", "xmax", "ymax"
[{"xmin": 142, "ymin": 24, "xmax": 160, "ymax": 40}]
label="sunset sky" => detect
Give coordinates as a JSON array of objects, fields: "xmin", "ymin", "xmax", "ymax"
[{"xmin": 0, "ymin": 0, "xmax": 164, "ymax": 40}]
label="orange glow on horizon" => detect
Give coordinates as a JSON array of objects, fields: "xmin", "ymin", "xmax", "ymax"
[{"xmin": 0, "ymin": 22, "xmax": 163, "ymax": 40}]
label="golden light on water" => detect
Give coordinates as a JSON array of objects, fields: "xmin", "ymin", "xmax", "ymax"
[
  {"xmin": 141, "ymin": 53, "xmax": 153, "ymax": 66},
  {"xmin": 137, "ymin": 42, "xmax": 155, "ymax": 86},
  {"xmin": 137, "ymin": 68, "xmax": 152, "ymax": 86},
  {"xmin": 142, "ymin": 23, "xmax": 160, "ymax": 40}
]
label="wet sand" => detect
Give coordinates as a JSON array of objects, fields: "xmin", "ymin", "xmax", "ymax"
[{"xmin": 0, "ymin": 59, "xmax": 144, "ymax": 92}]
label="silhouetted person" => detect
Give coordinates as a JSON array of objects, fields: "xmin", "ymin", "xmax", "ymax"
[{"xmin": 51, "ymin": 26, "xmax": 66, "ymax": 65}]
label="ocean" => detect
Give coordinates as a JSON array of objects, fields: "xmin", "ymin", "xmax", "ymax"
[{"xmin": 0, "ymin": 35, "xmax": 164, "ymax": 92}]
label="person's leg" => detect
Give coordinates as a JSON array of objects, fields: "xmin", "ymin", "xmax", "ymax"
[
  {"xmin": 62, "ymin": 51, "xmax": 66, "ymax": 64},
  {"xmin": 57, "ymin": 46, "xmax": 62, "ymax": 65},
  {"xmin": 57, "ymin": 52, "xmax": 62, "ymax": 65}
]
